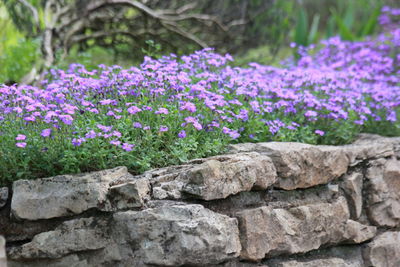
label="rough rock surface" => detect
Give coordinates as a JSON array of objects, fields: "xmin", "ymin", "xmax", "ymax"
[
  {"xmin": 108, "ymin": 178, "xmax": 150, "ymax": 209},
  {"xmin": 0, "ymin": 187, "xmax": 8, "ymax": 209},
  {"xmin": 228, "ymin": 142, "xmax": 349, "ymax": 190},
  {"xmin": 349, "ymin": 134, "xmax": 399, "ymax": 162},
  {"xmin": 151, "ymin": 152, "xmax": 277, "ymax": 200},
  {"xmin": 266, "ymin": 245, "xmax": 365, "ymax": 267},
  {"xmin": 0, "ymin": 236, "xmax": 6, "ymax": 267},
  {"xmin": 8, "ymin": 217, "xmax": 109, "ymax": 260},
  {"xmin": 272, "ymin": 258, "xmax": 359, "ymax": 267},
  {"xmin": 112, "ymin": 204, "xmax": 241, "ymax": 266},
  {"xmin": 341, "ymin": 172, "xmax": 363, "ymax": 219},
  {"xmin": 181, "ymin": 153, "xmax": 277, "ymax": 200},
  {"xmin": 8, "ymin": 254, "xmax": 87, "ymax": 267},
  {"xmin": 363, "ymin": 231, "xmax": 400, "ymax": 267},
  {"xmin": 4, "ymin": 134, "xmax": 400, "ymax": 266},
  {"xmin": 236, "ymin": 197, "xmax": 375, "ymax": 261},
  {"xmin": 365, "ymin": 159, "xmax": 400, "ymax": 227},
  {"xmin": 11, "ymin": 167, "xmax": 131, "ymax": 220}
]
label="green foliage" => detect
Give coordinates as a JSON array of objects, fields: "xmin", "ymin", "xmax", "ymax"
[
  {"xmin": 0, "ymin": 4, "xmax": 39, "ymax": 83},
  {"xmin": 141, "ymin": 40, "xmax": 162, "ymax": 59},
  {"xmin": 329, "ymin": 4, "xmax": 382, "ymax": 41},
  {"xmin": 56, "ymin": 46, "xmax": 128, "ymax": 71},
  {"xmin": 293, "ymin": 7, "xmax": 320, "ymax": 58},
  {"xmin": 234, "ymin": 45, "xmax": 292, "ymax": 67},
  {"xmin": 242, "ymin": 0, "xmax": 294, "ymax": 57}
]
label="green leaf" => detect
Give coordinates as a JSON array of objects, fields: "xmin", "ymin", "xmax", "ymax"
[
  {"xmin": 360, "ymin": 6, "xmax": 381, "ymax": 37},
  {"xmin": 308, "ymin": 14, "xmax": 320, "ymax": 44},
  {"xmin": 325, "ymin": 16, "xmax": 335, "ymax": 39},
  {"xmin": 343, "ymin": 2, "xmax": 355, "ymax": 29},
  {"xmin": 331, "ymin": 8, "xmax": 355, "ymax": 41},
  {"xmin": 294, "ymin": 7, "xmax": 309, "ymax": 47}
]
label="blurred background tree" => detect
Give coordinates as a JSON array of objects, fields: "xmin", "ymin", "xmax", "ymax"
[{"xmin": 0, "ymin": 0, "xmax": 399, "ymax": 84}]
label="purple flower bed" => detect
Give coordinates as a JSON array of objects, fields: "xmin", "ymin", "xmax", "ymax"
[{"xmin": 0, "ymin": 7, "xmax": 399, "ymax": 184}]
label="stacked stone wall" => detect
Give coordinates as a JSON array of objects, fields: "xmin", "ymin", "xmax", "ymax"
[{"xmin": 1, "ymin": 134, "xmax": 400, "ymax": 266}]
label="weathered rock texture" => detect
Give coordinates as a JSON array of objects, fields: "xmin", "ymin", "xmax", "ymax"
[
  {"xmin": 236, "ymin": 197, "xmax": 376, "ymax": 261},
  {"xmin": 11, "ymin": 167, "xmax": 131, "ymax": 220},
  {"xmin": 0, "ymin": 236, "xmax": 6, "ymax": 267},
  {"xmin": 2, "ymin": 134, "xmax": 400, "ymax": 266},
  {"xmin": 0, "ymin": 188, "xmax": 8, "ymax": 209},
  {"xmin": 363, "ymin": 231, "xmax": 400, "ymax": 267}
]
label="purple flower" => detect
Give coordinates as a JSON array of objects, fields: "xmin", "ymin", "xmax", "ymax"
[
  {"xmin": 110, "ymin": 140, "xmax": 121, "ymax": 146},
  {"xmin": 133, "ymin": 122, "xmax": 143, "ymax": 128},
  {"xmin": 180, "ymin": 102, "xmax": 196, "ymax": 113},
  {"xmin": 155, "ymin": 108, "xmax": 169, "ymax": 115},
  {"xmin": 24, "ymin": 115, "xmax": 36, "ymax": 122},
  {"xmin": 72, "ymin": 138, "xmax": 85, "ymax": 146},
  {"xmin": 85, "ymin": 130, "xmax": 97, "ymax": 139},
  {"xmin": 16, "ymin": 134, "xmax": 26, "ymax": 141},
  {"xmin": 127, "ymin": 106, "xmax": 142, "ymax": 115},
  {"xmin": 41, "ymin": 129, "xmax": 52, "ymax": 137},
  {"xmin": 159, "ymin": 125, "xmax": 169, "ymax": 132},
  {"xmin": 16, "ymin": 142, "xmax": 27, "ymax": 148},
  {"xmin": 97, "ymin": 124, "xmax": 113, "ymax": 133},
  {"xmin": 59, "ymin": 114, "xmax": 73, "ymax": 125},
  {"xmin": 178, "ymin": 130, "xmax": 186, "ymax": 138},
  {"xmin": 112, "ymin": 130, "xmax": 122, "ymax": 138},
  {"xmin": 304, "ymin": 110, "xmax": 318, "ymax": 117},
  {"xmin": 315, "ymin": 130, "xmax": 325, "ymax": 136},
  {"xmin": 222, "ymin": 127, "xmax": 240, "ymax": 139},
  {"xmin": 184, "ymin": 116, "xmax": 202, "ymax": 130},
  {"xmin": 99, "ymin": 99, "xmax": 116, "ymax": 105},
  {"xmin": 122, "ymin": 143, "xmax": 135, "ymax": 151}
]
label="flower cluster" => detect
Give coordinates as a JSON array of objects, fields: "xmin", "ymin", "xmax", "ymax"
[{"xmin": 0, "ymin": 8, "xmax": 399, "ymax": 182}]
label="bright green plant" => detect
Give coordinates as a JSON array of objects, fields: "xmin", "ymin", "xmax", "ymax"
[
  {"xmin": 294, "ymin": 7, "xmax": 320, "ymax": 47},
  {"xmin": 330, "ymin": 3, "xmax": 382, "ymax": 41},
  {"xmin": 0, "ymin": 4, "xmax": 40, "ymax": 83}
]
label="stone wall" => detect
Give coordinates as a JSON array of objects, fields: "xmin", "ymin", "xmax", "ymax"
[{"xmin": 1, "ymin": 134, "xmax": 400, "ymax": 266}]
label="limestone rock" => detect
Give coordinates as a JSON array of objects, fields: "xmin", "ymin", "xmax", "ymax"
[
  {"xmin": 363, "ymin": 231, "xmax": 400, "ymax": 267},
  {"xmin": 236, "ymin": 197, "xmax": 374, "ymax": 261},
  {"xmin": 181, "ymin": 153, "xmax": 277, "ymax": 200},
  {"xmin": 266, "ymin": 245, "xmax": 365, "ymax": 267},
  {"xmin": 151, "ymin": 152, "xmax": 277, "ymax": 201},
  {"xmin": 216, "ymin": 261, "xmax": 269, "ymax": 267},
  {"xmin": 0, "ymin": 187, "xmax": 8, "ymax": 209},
  {"xmin": 340, "ymin": 134, "xmax": 395, "ymax": 165},
  {"xmin": 341, "ymin": 220, "xmax": 376, "ymax": 244},
  {"xmin": 205, "ymin": 183, "xmax": 340, "ymax": 216},
  {"xmin": 113, "ymin": 204, "xmax": 241, "ymax": 266},
  {"xmin": 8, "ymin": 254, "xmax": 88, "ymax": 267},
  {"xmin": 11, "ymin": 167, "xmax": 131, "ymax": 220},
  {"xmin": 8, "ymin": 217, "xmax": 110, "ymax": 260},
  {"xmin": 272, "ymin": 258, "xmax": 360, "ymax": 267},
  {"xmin": 109, "ymin": 178, "xmax": 150, "ymax": 209},
  {"xmin": 0, "ymin": 236, "xmax": 6, "ymax": 267},
  {"xmin": 365, "ymin": 159, "xmax": 400, "ymax": 227},
  {"xmin": 341, "ymin": 172, "xmax": 363, "ymax": 219},
  {"xmin": 229, "ymin": 142, "xmax": 348, "ymax": 190}
]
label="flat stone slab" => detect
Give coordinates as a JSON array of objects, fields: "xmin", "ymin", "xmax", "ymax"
[
  {"xmin": 228, "ymin": 142, "xmax": 349, "ymax": 190},
  {"xmin": 341, "ymin": 172, "xmax": 363, "ymax": 219},
  {"xmin": 8, "ymin": 217, "xmax": 109, "ymax": 260},
  {"xmin": 365, "ymin": 159, "xmax": 400, "ymax": 227},
  {"xmin": 363, "ymin": 231, "xmax": 400, "ymax": 267},
  {"xmin": 11, "ymin": 167, "xmax": 132, "ymax": 220},
  {"xmin": 236, "ymin": 197, "xmax": 376, "ymax": 261},
  {"xmin": 113, "ymin": 204, "xmax": 241, "ymax": 266},
  {"xmin": 109, "ymin": 178, "xmax": 150, "ymax": 209},
  {"xmin": 151, "ymin": 152, "xmax": 277, "ymax": 200},
  {"xmin": 0, "ymin": 187, "xmax": 8, "ymax": 209}
]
